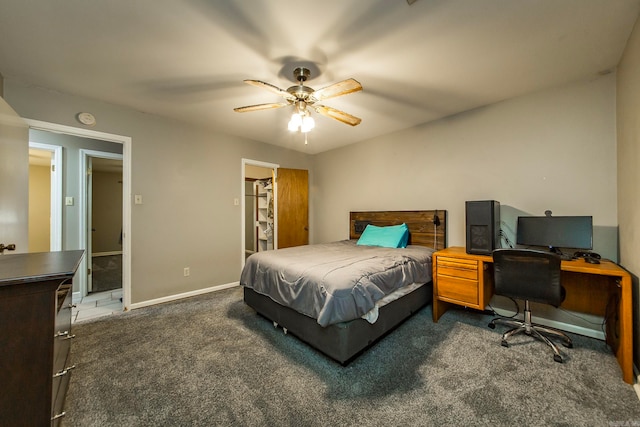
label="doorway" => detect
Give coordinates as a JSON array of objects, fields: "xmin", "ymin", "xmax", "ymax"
[
  {"xmin": 81, "ymin": 150, "xmax": 123, "ymax": 296},
  {"xmin": 86, "ymin": 155, "xmax": 123, "ymax": 294},
  {"xmin": 241, "ymin": 159, "xmax": 279, "ymax": 267},
  {"xmin": 240, "ymin": 160, "xmax": 310, "ymax": 268},
  {"xmin": 28, "ymin": 142, "xmax": 62, "ymax": 252},
  {"xmin": 26, "ymin": 119, "xmax": 132, "ymax": 310},
  {"xmin": 245, "ymin": 166, "xmax": 275, "ymax": 260}
]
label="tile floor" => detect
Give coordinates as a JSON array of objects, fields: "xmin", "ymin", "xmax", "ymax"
[{"xmin": 72, "ymin": 289, "xmax": 123, "ymax": 323}]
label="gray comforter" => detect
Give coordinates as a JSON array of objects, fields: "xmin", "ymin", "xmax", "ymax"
[{"xmin": 240, "ymin": 240, "xmax": 434, "ymax": 327}]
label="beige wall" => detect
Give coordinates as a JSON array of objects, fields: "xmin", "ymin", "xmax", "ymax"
[
  {"xmin": 617, "ymin": 15, "xmax": 640, "ymax": 369},
  {"xmin": 92, "ymin": 170, "xmax": 123, "ymax": 253},
  {"xmin": 313, "ymin": 75, "xmax": 618, "ymax": 260},
  {"xmin": 5, "ymin": 79, "xmax": 312, "ymax": 304},
  {"xmin": 28, "ymin": 164, "xmax": 50, "ymax": 252},
  {"xmin": 0, "ymin": 96, "xmax": 29, "ymax": 253}
]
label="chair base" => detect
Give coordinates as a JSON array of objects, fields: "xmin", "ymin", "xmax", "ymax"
[{"xmin": 488, "ymin": 301, "xmax": 573, "ymax": 363}]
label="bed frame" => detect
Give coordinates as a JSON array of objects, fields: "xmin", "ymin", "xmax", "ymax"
[{"xmin": 243, "ymin": 210, "xmax": 447, "ymax": 364}]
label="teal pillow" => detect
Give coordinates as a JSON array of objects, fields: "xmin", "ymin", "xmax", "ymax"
[{"xmin": 356, "ymin": 223, "xmax": 409, "ymax": 248}]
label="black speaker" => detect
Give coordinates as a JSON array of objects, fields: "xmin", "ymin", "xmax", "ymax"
[{"xmin": 466, "ymin": 200, "xmax": 500, "ymax": 255}]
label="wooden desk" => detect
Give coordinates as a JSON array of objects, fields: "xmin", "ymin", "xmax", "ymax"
[{"xmin": 432, "ymin": 247, "xmax": 633, "ymax": 384}]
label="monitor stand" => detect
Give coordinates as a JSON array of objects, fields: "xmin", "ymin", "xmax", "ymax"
[{"xmin": 549, "ymin": 246, "xmax": 573, "ymax": 261}]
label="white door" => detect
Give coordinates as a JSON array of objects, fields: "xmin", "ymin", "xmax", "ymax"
[
  {"xmin": 0, "ymin": 97, "xmax": 29, "ymax": 254},
  {"xmin": 86, "ymin": 156, "xmax": 94, "ymax": 292}
]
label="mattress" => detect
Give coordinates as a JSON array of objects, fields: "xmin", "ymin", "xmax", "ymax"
[{"xmin": 240, "ymin": 240, "xmax": 434, "ymax": 327}]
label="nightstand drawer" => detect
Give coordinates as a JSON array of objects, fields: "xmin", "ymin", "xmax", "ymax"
[
  {"xmin": 436, "ymin": 275, "xmax": 479, "ymax": 306},
  {"xmin": 437, "ymin": 257, "xmax": 478, "ymax": 280}
]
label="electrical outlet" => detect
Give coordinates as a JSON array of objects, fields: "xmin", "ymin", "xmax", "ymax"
[{"xmin": 183, "ymin": 267, "xmax": 190, "ymax": 277}]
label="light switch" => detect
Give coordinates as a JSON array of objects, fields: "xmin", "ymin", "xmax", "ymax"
[
  {"xmin": 134, "ymin": 195, "xmax": 143, "ymax": 205},
  {"xmin": 65, "ymin": 197, "xmax": 74, "ymax": 206},
  {"xmin": 233, "ymin": 198, "xmax": 240, "ymax": 206}
]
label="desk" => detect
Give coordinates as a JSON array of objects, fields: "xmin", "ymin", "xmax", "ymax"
[{"xmin": 432, "ymin": 246, "xmax": 633, "ymax": 384}]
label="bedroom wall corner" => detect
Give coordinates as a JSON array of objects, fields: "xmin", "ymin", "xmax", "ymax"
[{"xmin": 616, "ymin": 12, "xmax": 640, "ymax": 371}]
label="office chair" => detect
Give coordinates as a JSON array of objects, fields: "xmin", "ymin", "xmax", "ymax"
[{"xmin": 488, "ymin": 248, "xmax": 573, "ymax": 363}]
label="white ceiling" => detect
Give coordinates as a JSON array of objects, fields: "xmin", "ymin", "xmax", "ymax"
[{"xmin": 1, "ymin": 0, "xmax": 639, "ymax": 154}]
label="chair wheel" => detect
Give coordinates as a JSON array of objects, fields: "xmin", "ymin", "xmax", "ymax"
[
  {"xmin": 562, "ymin": 341, "xmax": 573, "ymax": 349},
  {"xmin": 554, "ymin": 354, "xmax": 563, "ymax": 363},
  {"xmin": 488, "ymin": 322, "xmax": 496, "ymax": 329},
  {"xmin": 501, "ymin": 340, "xmax": 509, "ymax": 348}
]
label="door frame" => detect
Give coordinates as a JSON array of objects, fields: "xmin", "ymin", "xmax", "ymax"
[
  {"xmin": 24, "ymin": 119, "xmax": 132, "ymax": 309},
  {"xmin": 241, "ymin": 158, "xmax": 279, "ymax": 269},
  {"xmin": 80, "ymin": 149, "xmax": 123, "ymax": 296},
  {"xmin": 28, "ymin": 142, "xmax": 63, "ymax": 251}
]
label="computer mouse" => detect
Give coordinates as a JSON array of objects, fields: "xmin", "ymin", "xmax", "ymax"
[{"xmin": 584, "ymin": 256, "xmax": 600, "ymax": 264}]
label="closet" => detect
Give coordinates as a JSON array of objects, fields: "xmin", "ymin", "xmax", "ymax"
[
  {"xmin": 243, "ymin": 163, "xmax": 309, "ymax": 259},
  {"xmin": 255, "ymin": 179, "xmax": 274, "ymax": 252}
]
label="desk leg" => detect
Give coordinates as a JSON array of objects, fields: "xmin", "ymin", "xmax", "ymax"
[
  {"xmin": 432, "ymin": 298, "xmax": 452, "ymax": 323},
  {"xmin": 617, "ymin": 275, "xmax": 634, "ymax": 384}
]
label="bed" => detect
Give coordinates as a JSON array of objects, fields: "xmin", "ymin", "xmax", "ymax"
[{"xmin": 240, "ymin": 210, "xmax": 447, "ymax": 364}]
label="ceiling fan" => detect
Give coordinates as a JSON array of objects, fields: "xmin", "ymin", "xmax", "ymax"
[{"xmin": 233, "ymin": 67, "xmax": 363, "ymax": 130}]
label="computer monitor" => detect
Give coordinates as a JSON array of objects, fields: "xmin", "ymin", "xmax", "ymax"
[{"xmin": 516, "ymin": 216, "xmax": 593, "ymax": 252}]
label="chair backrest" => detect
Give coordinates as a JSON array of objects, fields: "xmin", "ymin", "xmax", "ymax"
[{"xmin": 493, "ymin": 248, "xmax": 563, "ymax": 307}]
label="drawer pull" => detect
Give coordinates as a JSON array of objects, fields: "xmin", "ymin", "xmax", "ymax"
[
  {"xmin": 68, "ymin": 303, "xmax": 77, "ymax": 309},
  {"xmin": 53, "ymin": 365, "xmax": 76, "ymax": 378},
  {"xmin": 54, "ymin": 330, "xmax": 76, "ymax": 340},
  {"xmin": 51, "ymin": 411, "xmax": 66, "ymax": 421}
]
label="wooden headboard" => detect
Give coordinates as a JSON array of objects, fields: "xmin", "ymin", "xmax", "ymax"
[{"xmin": 349, "ymin": 210, "xmax": 447, "ymax": 251}]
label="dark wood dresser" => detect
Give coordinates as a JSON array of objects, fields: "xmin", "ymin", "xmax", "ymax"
[{"xmin": 0, "ymin": 250, "xmax": 84, "ymax": 426}]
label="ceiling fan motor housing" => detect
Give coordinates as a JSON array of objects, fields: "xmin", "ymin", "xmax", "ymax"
[{"xmin": 293, "ymin": 67, "xmax": 310, "ymax": 82}]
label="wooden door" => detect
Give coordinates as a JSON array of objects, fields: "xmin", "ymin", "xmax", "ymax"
[
  {"xmin": 276, "ymin": 168, "xmax": 308, "ymax": 248},
  {"xmin": 0, "ymin": 97, "xmax": 29, "ymax": 254}
]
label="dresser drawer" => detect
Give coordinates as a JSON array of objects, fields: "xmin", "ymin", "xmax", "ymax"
[
  {"xmin": 54, "ymin": 285, "xmax": 73, "ymax": 373},
  {"xmin": 437, "ymin": 256, "xmax": 478, "ymax": 280},
  {"xmin": 436, "ymin": 275, "xmax": 479, "ymax": 306},
  {"xmin": 51, "ymin": 365, "xmax": 71, "ymax": 426}
]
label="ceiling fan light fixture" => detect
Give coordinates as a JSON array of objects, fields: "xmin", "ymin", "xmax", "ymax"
[
  {"xmin": 235, "ymin": 66, "xmax": 362, "ymax": 135},
  {"xmin": 288, "ymin": 109, "xmax": 315, "ymax": 133},
  {"xmin": 288, "ymin": 112, "xmax": 302, "ymax": 131},
  {"xmin": 301, "ymin": 115, "xmax": 315, "ymax": 133}
]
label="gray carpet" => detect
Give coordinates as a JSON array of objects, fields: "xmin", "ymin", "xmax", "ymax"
[{"xmin": 63, "ymin": 286, "xmax": 640, "ymax": 426}]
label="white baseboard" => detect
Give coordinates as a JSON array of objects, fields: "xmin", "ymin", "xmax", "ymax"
[
  {"xmin": 93, "ymin": 251, "xmax": 123, "ymax": 257},
  {"xmin": 127, "ymin": 282, "xmax": 240, "ymax": 311},
  {"xmin": 533, "ymin": 317, "xmax": 605, "ymax": 340}
]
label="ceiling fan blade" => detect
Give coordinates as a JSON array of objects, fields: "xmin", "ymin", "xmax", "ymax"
[
  {"xmin": 314, "ymin": 105, "xmax": 362, "ymax": 126},
  {"xmin": 311, "ymin": 78, "xmax": 362, "ymax": 102},
  {"xmin": 244, "ymin": 80, "xmax": 296, "ymax": 101},
  {"xmin": 234, "ymin": 102, "xmax": 289, "ymax": 113}
]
